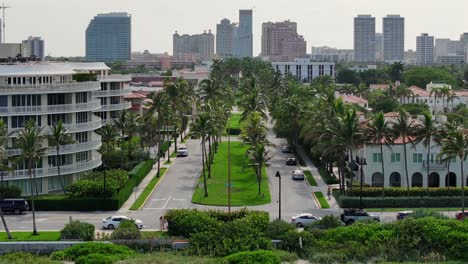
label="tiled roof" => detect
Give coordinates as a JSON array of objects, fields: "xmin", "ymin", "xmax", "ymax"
[
  {"xmin": 409, "ymin": 86, "xmax": 430, "ymax": 97},
  {"xmin": 341, "ymin": 94, "xmax": 368, "ymax": 104},
  {"xmin": 384, "ymin": 112, "xmax": 399, "ymax": 117},
  {"xmin": 124, "ymin": 92, "xmax": 146, "ymax": 99},
  {"xmin": 455, "ymin": 90, "xmax": 468, "ymax": 97}
]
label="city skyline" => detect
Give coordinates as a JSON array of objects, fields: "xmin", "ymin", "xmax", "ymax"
[{"xmin": 6, "ymin": 0, "xmax": 468, "ymax": 56}]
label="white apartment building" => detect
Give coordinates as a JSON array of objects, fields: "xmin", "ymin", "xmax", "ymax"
[
  {"xmin": 0, "ymin": 62, "xmax": 131, "ymax": 195},
  {"xmin": 404, "ymin": 83, "xmax": 468, "ymax": 114},
  {"xmin": 272, "ymin": 59, "xmax": 335, "ymax": 83},
  {"xmin": 383, "ymin": 15, "xmax": 404, "ymax": 62},
  {"xmin": 416, "ymin": 33, "xmax": 434, "ymax": 65}
]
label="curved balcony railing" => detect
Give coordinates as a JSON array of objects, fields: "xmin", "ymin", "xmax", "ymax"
[
  {"xmin": 6, "ymin": 135, "xmax": 102, "ymax": 156},
  {"xmin": 99, "ymin": 101, "xmax": 132, "ymax": 111},
  {"xmin": 0, "ymin": 100, "xmax": 101, "ymax": 115},
  {"xmin": 101, "ymin": 119, "xmax": 115, "ymax": 125},
  {"xmin": 93, "ymin": 88, "xmax": 132, "ymax": 97},
  {"xmin": 98, "ymin": 74, "xmax": 132, "ymax": 82},
  {"xmin": 8, "ymin": 116, "xmax": 102, "ymax": 135},
  {"xmin": 3, "ymin": 155, "xmax": 102, "ymax": 180},
  {"xmin": 0, "ymin": 81, "xmax": 101, "ymax": 95}
]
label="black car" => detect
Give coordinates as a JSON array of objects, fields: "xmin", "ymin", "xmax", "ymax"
[
  {"xmin": 0, "ymin": 198, "xmax": 29, "ymax": 214},
  {"xmin": 286, "ymin": 158, "xmax": 297, "ymax": 166},
  {"xmin": 396, "ymin": 211, "xmax": 414, "ymax": 220}
]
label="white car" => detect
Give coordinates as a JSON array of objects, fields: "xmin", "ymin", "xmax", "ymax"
[
  {"xmin": 291, "ymin": 213, "xmax": 321, "ymax": 227},
  {"xmin": 102, "ymin": 215, "xmax": 144, "ymax": 230},
  {"xmin": 177, "ymin": 145, "xmax": 188, "ymax": 157},
  {"xmin": 292, "ymin": 169, "xmax": 305, "ymax": 181}
]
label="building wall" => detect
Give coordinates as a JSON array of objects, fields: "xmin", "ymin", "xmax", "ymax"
[
  {"xmin": 216, "ymin": 19, "xmax": 234, "ymax": 58},
  {"xmin": 416, "ymin": 33, "xmax": 434, "ymax": 65},
  {"xmin": 261, "ymin": 20, "xmax": 307, "ymax": 62},
  {"xmin": 173, "ymin": 31, "xmax": 214, "ymax": 61},
  {"xmin": 354, "ymin": 15, "xmax": 376, "ymax": 62},
  {"xmin": 236, "ymin": 9, "xmax": 253, "ymax": 58},
  {"xmin": 383, "ymin": 15, "xmax": 404, "ymax": 62},
  {"xmin": 272, "ymin": 60, "xmax": 335, "ymax": 83}
]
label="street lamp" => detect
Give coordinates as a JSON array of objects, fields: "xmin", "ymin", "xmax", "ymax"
[
  {"xmin": 356, "ymin": 156, "xmax": 367, "ymax": 209},
  {"xmin": 275, "ymin": 170, "xmax": 281, "ymax": 220}
]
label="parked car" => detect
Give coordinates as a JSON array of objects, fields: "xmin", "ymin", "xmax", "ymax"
[
  {"xmin": 396, "ymin": 210, "xmax": 414, "ymax": 220},
  {"xmin": 292, "ymin": 169, "xmax": 305, "ymax": 180},
  {"xmin": 0, "ymin": 198, "xmax": 29, "ymax": 215},
  {"xmin": 291, "ymin": 213, "xmax": 321, "ymax": 227},
  {"xmin": 177, "ymin": 145, "xmax": 188, "ymax": 157},
  {"xmin": 340, "ymin": 209, "xmax": 380, "ymax": 225},
  {"xmin": 102, "ymin": 216, "xmax": 144, "ymax": 230},
  {"xmin": 286, "ymin": 157, "xmax": 297, "ymax": 166},
  {"xmin": 281, "ymin": 145, "xmax": 292, "ymax": 153},
  {"xmin": 456, "ymin": 211, "xmax": 468, "ymax": 220}
]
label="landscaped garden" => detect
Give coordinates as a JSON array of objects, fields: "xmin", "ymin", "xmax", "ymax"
[
  {"xmin": 225, "ymin": 112, "xmax": 243, "ymax": 135},
  {"xmin": 0, "ymin": 231, "xmax": 61, "ymax": 241},
  {"xmin": 192, "ymin": 141, "xmax": 271, "ymax": 206},
  {"xmin": 129, "ymin": 167, "xmax": 168, "ymax": 210}
]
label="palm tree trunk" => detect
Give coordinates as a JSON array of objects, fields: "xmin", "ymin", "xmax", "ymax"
[
  {"xmin": 426, "ymin": 141, "xmax": 431, "ymax": 193},
  {"xmin": 207, "ymin": 137, "xmax": 212, "ymax": 179},
  {"xmin": 380, "ymin": 143, "xmax": 385, "ymax": 196},
  {"xmin": 56, "ymin": 148, "xmax": 67, "ymax": 196},
  {"xmin": 120, "ymin": 129, "xmax": 125, "ymax": 166},
  {"xmin": 156, "ymin": 117, "xmax": 161, "ymax": 177},
  {"xmin": 128, "ymin": 135, "xmax": 133, "ymax": 162},
  {"xmin": 461, "ymin": 158, "xmax": 465, "ymax": 215},
  {"xmin": 349, "ymin": 150, "xmax": 354, "ymax": 192},
  {"xmin": 28, "ymin": 159, "xmax": 37, "ymax": 236},
  {"xmin": 0, "ymin": 207, "xmax": 11, "ymax": 239},
  {"xmin": 258, "ymin": 166, "xmax": 261, "ymax": 195},
  {"xmin": 201, "ymin": 139, "xmax": 208, "ymax": 197},
  {"xmin": 403, "ymin": 140, "xmax": 410, "ymax": 195},
  {"xmin": 447, "ymin": 161, "xmax": 451, "ymax": 192}
]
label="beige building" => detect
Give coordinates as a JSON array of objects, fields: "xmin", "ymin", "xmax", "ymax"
[
  {"xmin": 261, "ymin": 20, "xmax": 307, "ymax": 62},
  {"xmin": 173, "ymin": 31, "xmax": 215, "ymax": 61}
]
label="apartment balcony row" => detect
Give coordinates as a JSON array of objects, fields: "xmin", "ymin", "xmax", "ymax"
[
  {"xmin": 98, "ymin": 101, "xmax": 132, "ymax": 112},
  {"xmin": 93, "ymin": 87, "xmax": 132, "ymax": 97},
  {"xmin": 0, "ymin": 100, "xmax": 101, "ymax": 115},
  {"xmin": 6, "ymin": 134, "xmax": 102, "ymax": 156},
  {"xmin": 2, "ymin": 153, "xmax": 102, "ymax": 181},
  {"xmin": 97, "ymin": 74, "xmax": 132, "ymax": 82},
  {"xmin": 0, "ymin": 81, "xmax": 101, "ymax": 95},
  {"xmin": 7, "ymin": 116, "xmax": 102, "ymax": 135}
]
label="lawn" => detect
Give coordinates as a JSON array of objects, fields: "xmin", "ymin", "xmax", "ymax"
[
  {"xmin": 170, "ymin": 151, "xmax": 177, "ymax": 158},
  {"xmin": 192, "ymin": 141, "xmax": 271, "ymax": 206},
  {"xmin": 119, "ymin": 252, "xmax": 219, "ymax": 264},
  {"xmin": 314, "ymin": 192, "xmax": 330, "ymax": 209},
  {"xmin": 0, "ymin": 231, "xmax": 61, "ymax": 241},
  {"xmin": 304, "ymin": 170, "xmax": 317, "ymax": 186},
  {"xmin": 141, "ymin": 231, "xmax": 170, "ymax": 239},
  {"xmin": 164, "ymin": 160, "xmax": 172, "ymax": 165},
  {"xmin": 227, "ymin": 112, "xmax": 242, "ymax": 129},
  {"xmin": 129, "ymin": 168, "xmax": 168, "ymax": 210}
]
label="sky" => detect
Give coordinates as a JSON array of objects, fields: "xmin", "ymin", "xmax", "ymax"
[{"xmin": 7, "ymin": 0, "xmax": 468, "ymax": 57}]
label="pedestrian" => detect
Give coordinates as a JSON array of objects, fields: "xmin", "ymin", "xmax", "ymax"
[
  {"xmin": 327, "ymin": 187, "xmax": 331, "ymax": 200},
  {"xmin": 159, "ymin": 216, "xmax": 164, "ymax": 230},
  {"xmin": 163, "ymin": 216, "xmax": 168, "ymax": 230}
]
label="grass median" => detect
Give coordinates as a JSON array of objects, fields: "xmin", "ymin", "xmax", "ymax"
[
  {"xmin": 0, "ymin": 231, "xmax": 61, "ymax": 241},
  {"xmin": 129, "ymin": 168, "xmax": 168, "ymax": 210},
  {"xmin": 304, "ymin": 170, "xmax": 317, "ymax": 186},
  {"xmin": 314, "ymin": 191, "xmax": 330, "ymax": 209},
  {"xmin": 192, "ymin": 141, "xmax": 271, "ymax": 206}
]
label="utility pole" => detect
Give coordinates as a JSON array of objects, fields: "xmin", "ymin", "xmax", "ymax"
[{"xmin": 0, "ymin": 3, "xmax": 11, "ymax": 43}]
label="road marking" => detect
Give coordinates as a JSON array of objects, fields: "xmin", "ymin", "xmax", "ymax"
[
  {"xmin": 162, "ymin": 195, "xmax": 172, "ymax": 209},
  {"xmin": 172, "ymin": 198, "xmax": 186, "ymax": 201},
  {"xmin": 151, "ymin": 198, "xmax": 167, "ymax": 201}
]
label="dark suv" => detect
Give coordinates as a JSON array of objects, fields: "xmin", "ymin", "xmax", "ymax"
[{"xmin": 0, "ymin": 199, "xmax": 29, "ymax": 214}]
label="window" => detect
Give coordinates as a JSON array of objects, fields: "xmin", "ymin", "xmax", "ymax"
[
  {"xmin": 12, "ymin": 95, "xmax": 41, "ymax": 107},
  {"xmin": 76, "ymin": 151, "xmax": 89, "ymax": 163},
  {"xmin": 413, "ymin": 153, "xmax": 423, "ymax": 163},
  {"xmin": 11, "ymin": 116, "xmax": 41, "ymax": 128},
  {"xmin": 75, "ymin": 132, "xmax": 88, "ymax": 143},
  {"xmin": 76, "ymin": 112, "xmax": 88, "ymax": 124},
  {"xmin": 391, "ymin": 153, "xmax": 401, "ymax": 163},
  {"xmin": 48, "ymin": 155, "xmax": 66, "ymax": 167},
  {"xmin": 76, "ymin": 92, "xmax": 88, "ymax": 104},
  {"xmin": 47, "ymin": 94, "xmax": 66, "ymax": 105},
  {"xmin": 47, "ymin": 114, "xmax": 67, "ymax": 126},
  {"xmin": 0, "ymin": 96, "xmax": 7, "ymax": 107},
  {"xmin": 373, "ymin": 153, "xmax": 382, "ymax": 163},
  {"xmin": 110, "ymin": 97, "xmax": 120, "ymax": 104}
]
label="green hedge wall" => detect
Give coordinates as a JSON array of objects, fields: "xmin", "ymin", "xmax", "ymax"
[
  {"xmin": 346, "ymin": 187, "xmax": 464, "ymax": 197},
  {"xmin": 226, "ymin": 128, "xmax": 242, "ymax": 135},
  {"xmin": 336, "ymin": 195, "xmax": 468, "ymax": 208},
  {"xmin": 115, "ymin": 160, "xmax": 155, "ymax": 207}
]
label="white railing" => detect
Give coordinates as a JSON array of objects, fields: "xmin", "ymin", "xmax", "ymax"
[
  {"xmin": 100, "ymin": 101, "xmax": 132, "ymax": 111},
  {"xmin": 101, "ymin": 119, "xmax": 115, "ymax": 125},
  {"xmin": 7, "ymin": 116, "xmax": 102, "ymax": 135},
  {"xmin": 0, "ymin": 100, "xmax": 101, "ymax": 115},
  {"xmin": 98, "ymin": 74, "xmax": 132, "ymax": 82},
  {"xmin": 0, "ymin": 81, "xmax": 101, "ymax": 94},
  {"xmin": 6, "ymin": 135, "xmax": 102, "ymax": 156},
  {"xmin": 93, "ymin": 88, "xmax": 132, "ymax": 97}
]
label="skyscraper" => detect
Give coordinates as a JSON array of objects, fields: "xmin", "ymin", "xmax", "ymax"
[
  {"xmin": 86, "ymin": 12, "xmax": 131, "ymax": 62},
  {"xmin": 235, "ymin": 10, "xmax": 253, "ymax": 58},
  {"xmin": 383, "ymin": 15, "xmax": 404, "ymax": 62},
  {"xmin": 22, "ymin": 36, "xmax": 45, "ymax": 60},
  {"xmin": 173, "ymin": 31, "xmax": 214, "ymax": 61},
  {"xmin": 261, "ymin": 20, "xmax": 307, "ymax": 62},
  {"xmin": 354, "ymin": 15, "xmax": 375, "ymax": 62},
  {"xmin": 216, "ymin": 19, "xmax": 234, "ymax": 58},
  {"xmin": 416, "ymin": 33, "xmax": 434, "ymax": 65},
  {"xmin": 375, "ymin": 33, "xmax": 383, "ymax": 61}
]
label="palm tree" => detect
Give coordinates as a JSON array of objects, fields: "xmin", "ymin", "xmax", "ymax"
[
  {"xmin": 390, "ymin": 109, "xmax": 416, "ymax": 193},
  {"xmin": 198, "ymin": 79, "xmax": 224, "ymax": 106},
  {"xmin": 414, "ymin": 112, "xmax": 441, "ymax": 191},
  {"xmin": 242, "ymin": 111, "xmax": 268, "ymax": 147},
  {"xmin": 125, "ymin": 112, "xmax": 139, "ymax": 161},
  {"xmin": 96, "ymin": 123, "xmax": 118, "ymax": 153},
  {"xmin": 246, "ymin": 144, "xmax": 272, "ymax": 195},
  {"xmin": 190, "ymin": 112, "xmax": 212, "ymax": 197},
  {"xmin": 16, "ymin": 120, "xmax": 46, "ymax": 236},
  {"xmin": 114, "ymin": 109, "xmax": 130, "ymax": 165},
  {"xmin": 429, "ymin": 87, "xmax": 441, "ymax": 114},
  {"xmin": 438, "ymin": 86, "xmax": 452, "ymax": 113},
  {"xmin": 366, "ymin": 112, "xmax": 390, "ymax": 192},
  {"xmin": 438, "ymin": 122, "xmax": 468, "ymax": 216},
  {"xmin": 0, "ymin": 120, "xmax": 12, "ymax": 239},
  {"xmin": 238, "ymin": 78, "xmax": 268, "ymax": 121},
  {"xmin": 395, "ymin": 85, "xmax": 414, "ymax": 104},
  {"xmin": 47, "ymin": 120, "xmax": 76, "ymax": 196},
  {"xmin": 165, "ymin": 78, "xmax": 187, "ymax": 153}
]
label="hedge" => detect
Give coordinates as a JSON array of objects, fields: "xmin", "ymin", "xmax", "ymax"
[
  {"xmin": 318, "ymin": 166, "xmax": 339, "ymax": 184},
  {"xmin": 336, "ymin": 195, "xmax": 468, "ymax": 208},
  {"xmin": 115, "ymin": 160, "xmax": 155, "ymax": 207},
  {"xmin": 224, "ymin": 250, "xmax": 281, "ymax": 264},
  {"xmin": 226, "ymin": 128, "xmax": 242, "ymax": 135},
  {"xmin": 346, "ymin": 187, "xmax": 464, "ymax": 197}
]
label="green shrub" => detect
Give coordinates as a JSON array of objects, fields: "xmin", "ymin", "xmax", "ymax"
[
  {"xmin": 0, "ymin": 252, "xmax": 60, "ymax": 264},
  {"xmin": 318, "ymin": 166, "xmax": 339, "ymax": 184},
  {"xmin": 114, "ymin": 160, "xmax": 154, "ymax": 208},
  {"xmin": 226, "ymin": 128, "xmax": 241, "ymax": 135},
  {"xmin": 408, "ymin": 208, "xmax": 448, "ymax": 219},
  {"xmin": 335, "ymin": 195, "xmax": 468, "ymax": 208},
  {"xmin": 279, "ymin": 229, "xmax": 316, "ymax": 256},
  {"xmin": 205, "ymin": 208, "xmax": 252, "ymax": 222},
  {"xmin": 66, "ymin": 180, "xmax": 116, "ymax": 198},
  {"xmin": 305, "ymin": 215, "xmax": 343, "ymax": 230},
  {"xmin": 273, "ymin": 250, "xmax": 299, "ymax": 262},
  {"xmin": 61, "ymin": 220, "xmax": 95, "ymax": 241},
  {"xmin": 224, "ymin": 250, "xmax": 280, "ymax": 264},
  {"xmin": 50, "ymin": 242, "xmax": 134, "ymax": 261},
  {"xmin": 110, "ymin": 220, "xmax": 141, "ymax": 240},
  {"xmin": 165, "ymin": 209, "xmax": 219, "ymax": 238},
  {"xmin": 0, "ymin": 185, "xmax": 21, "ymax": 199},
  {"xmin": 28, "ymin": 197, "xmax": 119, "ymax": 211},
  {"xmin": 266, "ymin": 220, "xmax": 295, "ymax": 239},
  {"xmin": 346, "ymin": 187, "xmax": 464, "ymax": 197},
  {"xmin": 81, "ymin": 169, "xmax": 128, "ymax": 190},
  {"xmin": 75, "ymin": 253, "xmax": 118, "ymax": 264}
]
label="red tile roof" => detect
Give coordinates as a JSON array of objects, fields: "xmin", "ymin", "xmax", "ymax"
[
  {"xmin": 409, "ymin": 85, "xmax": 430, "ymax": 97},
  {"xmin": 341, "ymin": 94, "xmax": 368, "ymax": 105},
  {"xmin": 455, "ymin": 90, "xmax": 468, "ymax": 97},
  {"xmin": 384, "ymin": 112, "xmax": 399, "ymax": 117},
  {"xmin": 124, "ymin": 92, "xmax": 146, "ymax": 99}
]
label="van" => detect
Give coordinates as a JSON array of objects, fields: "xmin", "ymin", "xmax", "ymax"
[{"xmin": 0, "ymin": 198, "xmax": 29, "ymax": 214}]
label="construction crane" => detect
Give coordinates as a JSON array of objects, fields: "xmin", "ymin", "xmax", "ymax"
[{"xmin": 0, "ymin": 3, "xmax": 11, "ymax": 43}]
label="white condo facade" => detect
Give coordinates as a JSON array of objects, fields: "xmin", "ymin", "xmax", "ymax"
[
  {"xmin": 272, "ymin": 59, "xmax": 335, "ymax": 83},
  {"xmin": 0, "ymin": 62, "xmax": 131, "ymax": 195}
]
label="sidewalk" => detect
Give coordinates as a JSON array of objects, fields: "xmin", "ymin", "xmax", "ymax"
[{"xmin": 296, "ymin": 145, "xmax": 339, "ymax": 209}]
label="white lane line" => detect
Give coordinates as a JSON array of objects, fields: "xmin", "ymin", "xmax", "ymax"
[
  {"xmin": 151, "ymin": 198, "xmax": 167, "ymax": 201},
  {"xmin": 172, "ymin": 198, "xmax": 186, "ymax": 201},
  {"xmin": 162, "ymin": 195, "xmax": 172, "ymax": 209}
]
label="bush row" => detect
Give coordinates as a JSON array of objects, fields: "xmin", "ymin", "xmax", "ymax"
[
  {"xmin": 115, "ymin": 160, "xmax": 155, "ymax": 208},
  {"xmin": 336, "ymin": 195, "xmax": 468, "ymax": 208},
  {"xmin": 346, "ymin": 187, "xmax": 465, "ymax": 197},
  {"xmin": 61, "ymin": 220, "xmax": 95, "ymax": 241},
  {"xmin": 318, "ymin": 166, "xmax": 339, "ymax": 184},
  {"xmin": 0, "ymin": 185, "xmax": 21, "ymax": 199},
  {"xmin": 51, "ymin": 242, "xmax": 134, "ymax": 263},
  {"xmin": 226, "ymin": 128, "xmax": 242, "ymax": 135}
]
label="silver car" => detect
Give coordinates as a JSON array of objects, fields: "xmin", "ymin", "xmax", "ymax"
[
  {"xmin": 291, "ymin": 213, "xmax": 321, "ymax": 227},
  {"xmin": 102, "ymin": 215, "xmax": 144, "ymax": 230},
  {"xmin": 177, "ymin": 145, "xmax": 188, "ymax": 157},
  {"xmin": 292, "ymin": 169, "xmax": 305, "ymax": 180}
]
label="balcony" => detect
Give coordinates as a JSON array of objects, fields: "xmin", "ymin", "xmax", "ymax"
[
  {"xmin": 3, "ymin": 153, "xmax": 102, "ymax": 180},
  {"xmin": 99, "ymin": 101, "xmax": 132, "ymax": 111},
  {"xmin": 0, "ymin": 100, "xmax": 101, "ymax": 115},
  {"xmin": 0, "ymin": 81, "xmax": 101, "ymax": 95},
  {"xmin": 8, "ymin": 116, "xmax": 102, "ymax": 135},
  {"xmin": 93, "ymin": 87, "xmax": 132, "ymax": 97},
  {"xmin": 97, "ymin": 74, "xmax": 132, "ymax": 82},
  {"xmin": 422, "ymin": 160, "xmax": 447, "ymax": 170}
]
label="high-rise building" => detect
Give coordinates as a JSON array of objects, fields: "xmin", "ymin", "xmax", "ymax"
[
  {"xmin": 375, "ymin": 33, "xmax": 383, "ymax": 61},
  {"xmin": 383, "ymin": 15, "xmax": 404, "ymax": 62},
  {"xmin": 86, "ymin": 13, "xmax": 131, "ymax": 62},
  {"xmin": 216, "ymin": 19, "xmax": 234, "ymax": 58},
  {"xmin": 354, "ymin": 15, "xmax": 376, "ymax": 62},
  {"xmin": 173, "ymin": 31, "xmax": 214, "ymax": 61},
  {"xmin": 22, "ymin": 36, "xmax": 45, "ymax": 60},
  {"xmin": 235, "ymin": 10, "xmax": 253, "ymax": 58},
  {"xmin": 416, "ymin": 33, "xmax": 434, "ymax": 65},
  {"xmin": 261, "ymin": 20, "xmax": 307, "ymax": 62}
]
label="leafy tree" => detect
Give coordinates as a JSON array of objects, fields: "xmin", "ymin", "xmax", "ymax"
[
  {"xmin": 366, "ymin": 112, "xmax": 390, "ymax": 192},
  {"xmin": 246, "ymin": 144, "xmax": 272, "ymax": 195},
  {"xmin": 404, "ymin": 67, "xmax": 456, "ymax": 88},
  {"xmin": 0, "ymin": 120, "xmax": 12, "ymax": 239},
  {"xmin": 388, "ymin": 62, "xmax": 404, "ymax": 82},
  {"xmin": 368, "ymin": 90, "xmax": 399, "ymax": 113},
  {"xmin": 337, "ymin": 69, "xmax": 361, "ymax": 85}
]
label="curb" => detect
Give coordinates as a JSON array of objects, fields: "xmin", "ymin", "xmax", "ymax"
[
  {"xmin": 311, "ymin": 192, "xmax": 322, "ymax": 209},
  {"xmin": 133, "ymin": 167, "xmax": 169, "ymax": 211}
]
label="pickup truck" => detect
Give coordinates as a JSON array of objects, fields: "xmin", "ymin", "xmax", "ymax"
[{"xmin": 340, "ymin": 209, "xmax": 380, "ymax": 225}]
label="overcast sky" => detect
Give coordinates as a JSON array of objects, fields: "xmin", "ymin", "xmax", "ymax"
[{"xmin": 8, "ymin": 0, "xmax": 468, "ymax": 57}]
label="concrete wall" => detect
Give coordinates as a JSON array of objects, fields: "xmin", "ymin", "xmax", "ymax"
[{"xmin": 0, "ymin": 241, "xmax": 87, "ymax": 255}]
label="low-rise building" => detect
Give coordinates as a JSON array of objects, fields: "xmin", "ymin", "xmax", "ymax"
[{"xmin": 272, "ymin": 59, "xmax": 335, "ymax": 83}]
